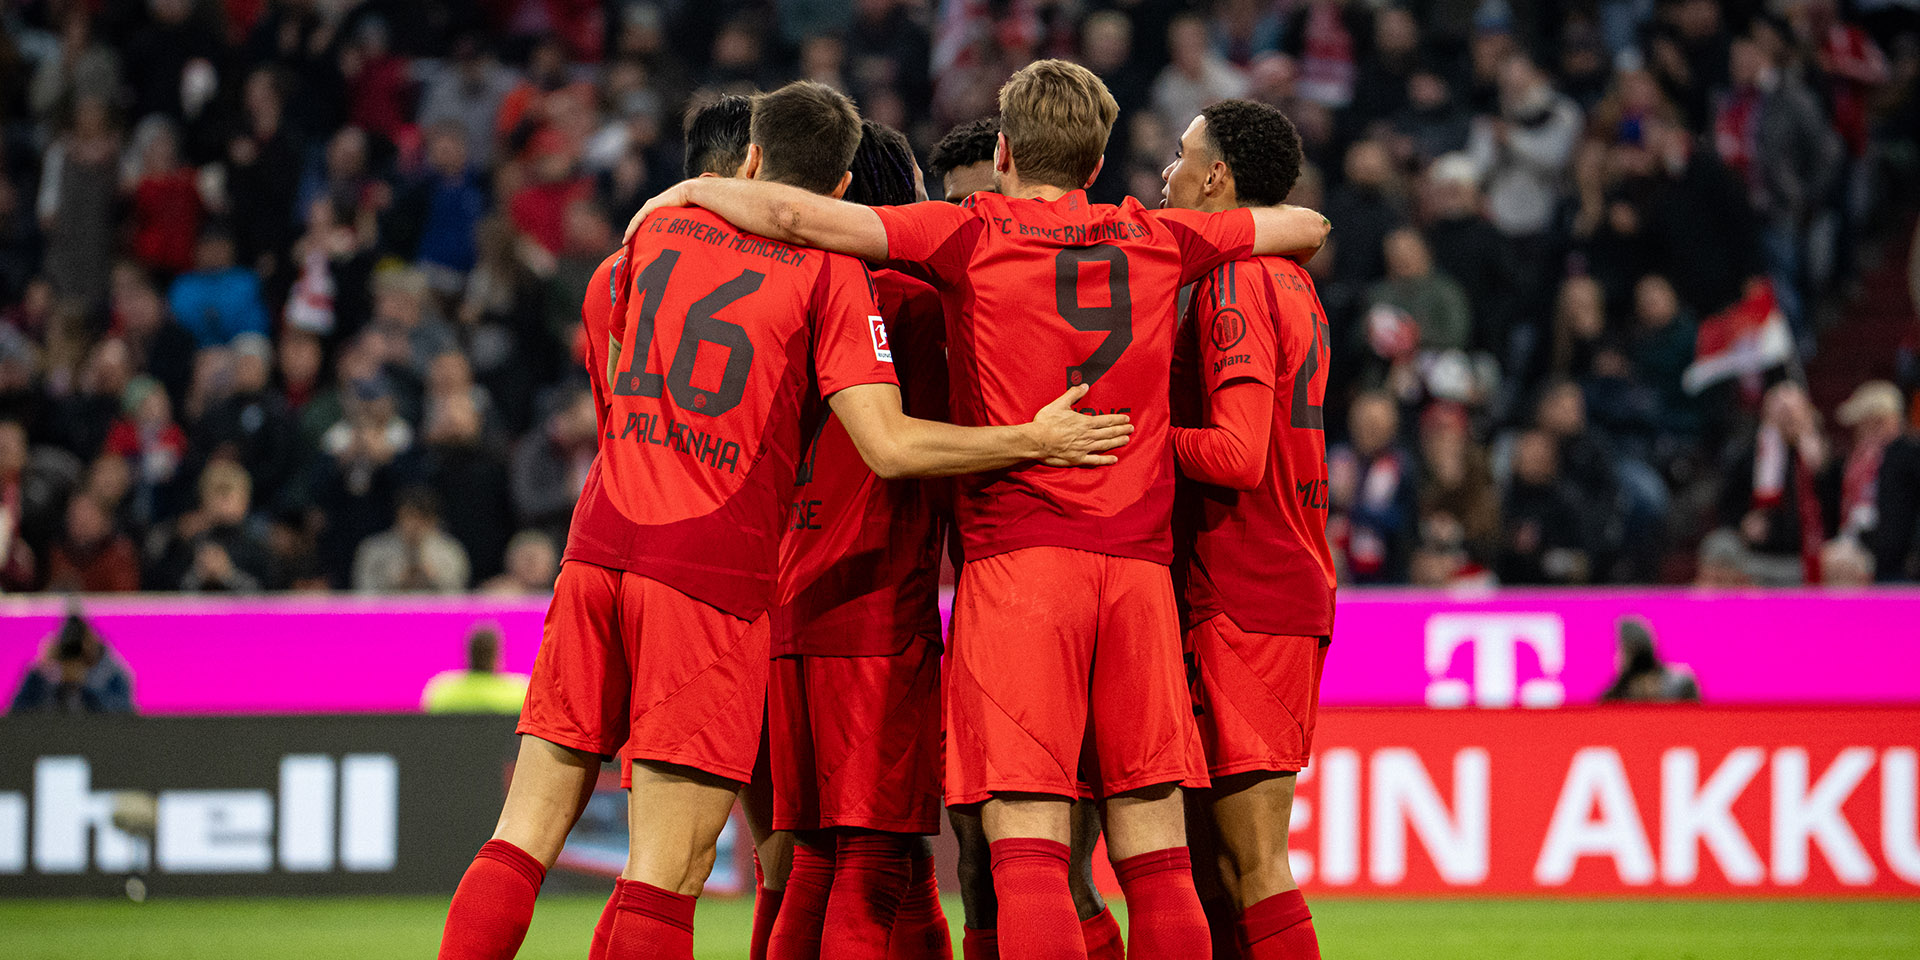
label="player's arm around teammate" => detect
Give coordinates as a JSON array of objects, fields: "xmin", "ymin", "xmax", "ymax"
[{"xmin": 622, "ymin": 168, "xmax": 1333, "ymax": 264}]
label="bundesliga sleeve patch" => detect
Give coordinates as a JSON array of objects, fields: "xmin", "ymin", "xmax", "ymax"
[{"xmin": 868, "ymin": 316, "xmax": 894, "ymax": 363}]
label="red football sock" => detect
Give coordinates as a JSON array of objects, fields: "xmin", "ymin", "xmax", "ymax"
[
  {"xmin": 988, "ymin": 839, "xmax": 1086, "ymax": 960},
  {"xmin": 823, "ymin": 834, "xmax": 914, "ymax": 959},
  {"xmin": 960, "ymin": 927, "xmax": 998, "ymax": 960},
  {"xmin": 889, "ymin": 854, "xmax": 951, "ymax": 960},
  {"xmin": 438, "ymin": 839, "xmax": 546, "ymax": 960},
  {"xmin": 1112, "ymin": 848, "xmax": 1209, "ymax": 960},
  {"xmin": 590, "ymin": 886, "xmax": 619, "ymax": 958},
  {"xmin": 1080, "ymin": 907, "xmax": 1124, "ymax": 960},
  {"xmin": 1199, "ymin": 895, "xmax": 1244, "ymax": 960},
  {"xmin": 769, "ymin": 841, "xmax": 836, "ymax": 960},
  {"xmin": 595, "ymin": 878, "xmax": 696, "ymax": 960},
  {"xmin": 1239, "ymin": 890, "xmax": 1319, "ymax": 960},
  {"xmin": 753, "ymin": 853, "xmax": 787, "ymax": 960}
]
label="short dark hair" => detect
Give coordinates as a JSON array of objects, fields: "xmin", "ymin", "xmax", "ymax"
[
  {"xmin": 1199, "ymin": 99, "xmax": 1304, "ymax": 208},
  {"xmin": 845, "ymin": 120, "xmax": 918, "ymax": 207},
  {"xmin": 929, "ymin": 117, "xmax": 999, "ymax": 181},
  {"xmin": 750, "ymin": 81, "xmax": 862, "ymax": 195},
  {"xmin": 683, "ymin": 94, "xmax": 754, "ymax": 179}
]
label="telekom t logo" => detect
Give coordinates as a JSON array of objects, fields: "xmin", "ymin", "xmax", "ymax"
[{"xmin": 1423, "ymin": 613, "xmax": 1566, "ymax": 708}]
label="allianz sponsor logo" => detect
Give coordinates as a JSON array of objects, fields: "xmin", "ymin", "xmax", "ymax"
[
  {"xmin": 0, "ymin": 754, "xmax": 397, "ymax": 875},
  {"xmin": 1424, "ymin": 612, "xmax": 1567, "ymax": 708}
]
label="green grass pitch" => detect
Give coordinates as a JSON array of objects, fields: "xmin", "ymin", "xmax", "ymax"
[{"xmin": 5, "ymin": 895, "xmax": 1917, "ymax": 959}]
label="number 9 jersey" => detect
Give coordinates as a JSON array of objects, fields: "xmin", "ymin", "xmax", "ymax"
[
  {"xmin": 563, "ymin": 206, "xmax": 899, "ymax": 621},
  {"xmin": 873, "ymin": 191, "xmax": 1254, "ymax": 563}
]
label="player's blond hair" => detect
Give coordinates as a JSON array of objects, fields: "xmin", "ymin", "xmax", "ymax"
[{"xmin": 996, "ymin": 59, "xmax": 1119, "ymax": 191}]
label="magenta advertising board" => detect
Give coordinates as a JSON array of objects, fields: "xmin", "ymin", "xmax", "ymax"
[{"xmin": 2, "ymin": 589, "xmax": 1917, "ymax": 713}]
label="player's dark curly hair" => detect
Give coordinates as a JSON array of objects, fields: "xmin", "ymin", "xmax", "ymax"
[
  {"xmin": 846, "ymin": 120, "xmax": 919, "ymax": 207},
  {"xmin": 1199, "ymin": 99, "xmax": 1303, "ymax": 208},
  {"xmin": 928, "ymin": 117, "xmax": 999, "ymax": 181},
  {"xmin": 683, "ymin": 94, "xmax": 754, "ymax": 179}
]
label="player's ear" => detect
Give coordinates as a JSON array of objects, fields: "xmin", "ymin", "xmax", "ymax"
[
  {"xmin": 1207, "ymin": 159, "xmax": 1232, "ymax": 199},
  {"xmin": 1083, "ymin": 155, "xmax": 1105, "ymax": 190},
  {"xmin": 741, "ymin": 143, "xmax": 764, "ymax": 181},
  {"xmin": 829, "ymin": 170, "xmax": 852, "ymax": 200},
  {"xmin": 994, "ymin": 133, "xmax": 1011, "ymax": 175}
]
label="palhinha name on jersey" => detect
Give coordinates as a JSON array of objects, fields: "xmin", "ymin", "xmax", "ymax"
[{"xmin": 616, "ymin": 410, "xmax": 743, "ymax": 473}]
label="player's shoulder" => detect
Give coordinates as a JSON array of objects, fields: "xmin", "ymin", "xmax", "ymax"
[{"xmin": 873, "ymin": 267, "xmax": 938, "ymax": 309}]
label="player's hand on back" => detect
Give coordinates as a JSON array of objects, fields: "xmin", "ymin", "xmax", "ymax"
[{"xmin": 1031, "ymin": 383, "xmax": 1133, "ymax": 468}]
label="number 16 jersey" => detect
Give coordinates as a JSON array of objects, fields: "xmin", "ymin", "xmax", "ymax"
[
  {"xmin": 874, "ymin": 191, "xmax": 1255, "ymax": 563},
  {"xmin": 564, "ymin": 206, "xmax": 898, "ymax": 620}
]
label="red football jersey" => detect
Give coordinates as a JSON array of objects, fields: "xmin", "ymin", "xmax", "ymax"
[
  {"xmin": 564, "ymin": 206, "xmax": 897, "ymax": 619},
  {"xmin": 873, "ymin": 192, "xmax": 1255, "ymax": 564},
  {"xmin": 773, "ymin": 270, "xmax": 949, "ymax": 657},
  {"xmin": 582, "ymin": 249, "xmax": 626, "ymax": 438},
  {"xmin": 1172, "ymin": 255, "xmax": 1336, "ymax": 636}
]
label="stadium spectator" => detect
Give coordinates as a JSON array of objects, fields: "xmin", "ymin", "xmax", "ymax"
[
  {"xmin": 8, "ymin": 606, "xmax": 133, "ymax": 714},
  {"xmin": 1151, "ymin": 13, "xmax": 1247, "ymax": 136},
  {"xmin": 124, "ymin": 119, "xmax": 205, "ymax": 278},
  {"xmin": 388, "ymin": 122, "xmax": 489, "ymax": 294},
  {"xmin": 26, "ymin": 10, "xmax": 119, "ymax": 125},
  {"xmin": 110, "ymin": 267, "xmax": 196, "ymax": 410},
  {"xmin": 104, "ymin": 376, "xmax": 188, "ymax": 523},
  {"xmin": 1468, "ymin": 54, "xmax": 1582, "ymax": 240},
  {"xmin": 168, "ymin": 228, "xmax": 269, "ymax": 347},
  {"xmin": 1716, "ymin": 381, "xmax": 1841, "ymax": 585},
  {"xmin": 1628, "ymin": 274, "xmax": 1702, "ymax": 445},
  {"xmin": 46, "ymin": 337, "xmax": 132, "ymax": 461},
  {"xmin": 44, "ymin": 493, "xmax": 138, "ymax": 593},
  {"xmin": 1715, "ymin": 34, "xmax": 1842, "ymax": 338},
  {"xmin": 509, "ymin": 386, "xmax": 596, "ymax": 548},
  {"xmin": 223, "ymin": 68, "xmax": 303, "ymax": 277},
  {"xmin": 1836, "ymin": 380, "xmax": 1905, "ymax": 539},
  {"xmin": 1416, "ymin": 402, "xmax": 1500, "ymax": 565},
  {"xmin": 1366, "ymin": 227, "xmax": 1471, "ymax": 353},
  {"xmin": 1499, "ymin": 428, "xmax": 1597, "ymax": 585},
  {"xmin": 148, "ymin": 459, "xmax": 272, "ymax": 593},
  {"xmin": 39, "ymin": 94, "xmax": 120, "ymax": 311},
  {"xmin": 313, "ymin": 376, "xmax": 418, "ymax": 586},
  {"xmin": 190, "ymin": 333, "xmax": 298, "ymax": 504},
  {"xmin": 480, "ymin": 529, "xmax": 558, "ymax": 596},
  {"xmin": 1329, "ymin": 391, "xmax": 1417, "ymax": 583},
  {"xmin": 1599, "ymin": 616, "xmax": 1700, "ymax": 702},
  {"xmin": 1872, "ymin": 392, "xmax": 1920, "ymax": 583},
  {"xmin": 422, "ymin": 391, "xmax": 513, "ymax": 582},
  {"xmin": 421, "ymin": 623, "xmax": 529, "ymax": 714},
  {"xmin": 352, "ymin": 485, "xmax": 470, "ymax": 594}
]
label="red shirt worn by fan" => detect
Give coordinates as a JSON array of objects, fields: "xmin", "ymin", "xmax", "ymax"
[
  {"xmin": 775, "ymin": 270, "xmax": 950, "ymax": 657},
  {"xmin": 873, "ymin": 191, "xmax": 1255, "ymax": 564},
  {"xmin": 563, "ymin": 207, "xmax": 897, "ymax": 620},
  {"xmin": 1172, "ymin": 255, "xmax": 1337, "ymax": 637}
]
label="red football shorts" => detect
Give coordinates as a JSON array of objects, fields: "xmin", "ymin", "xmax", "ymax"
[
  {"xmin": 768, "ymin": 638, "xmax": 943, "ymax": 834},
  {"xmin": 518, "ymin": 560, "xmax": 768, "ymax": 784},
  {"xmin": 946, "ymin": 546, "xmax": 1207, "ymax": 806},
  {"xmin": 1185, "ymin": 613, "xmax": 1329, "ymax": 776}
]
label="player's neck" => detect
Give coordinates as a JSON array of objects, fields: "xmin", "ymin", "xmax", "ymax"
[{"xmin": 998, "ymin": 172, "xmax": 1076, "ymax": 203}]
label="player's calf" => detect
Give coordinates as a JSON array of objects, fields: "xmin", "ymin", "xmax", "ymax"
[
  {"xmin": 439, "ymin": 735, "xmax": 601, "ymax": 960},
  {"xmin": 1208, "ymin": 771, "xmax": 1319, "ymax": 960},
  {"xmin": 591, "ymin": 759, "xmax": 743, "ymax": 960},
  {"xmin": 1104, "ymin": 783, "xmax": 1209, "ymax": 960}
]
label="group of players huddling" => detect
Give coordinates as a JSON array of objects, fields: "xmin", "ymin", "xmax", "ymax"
[{"xmin": 436, "ymin": 58, "xmax": 1337, "ymax": 960}]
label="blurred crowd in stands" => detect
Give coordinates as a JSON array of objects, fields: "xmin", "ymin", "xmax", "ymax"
[{"xmin": 0, "ymin": 0, "xmax": 1917, "ymax": 595}]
